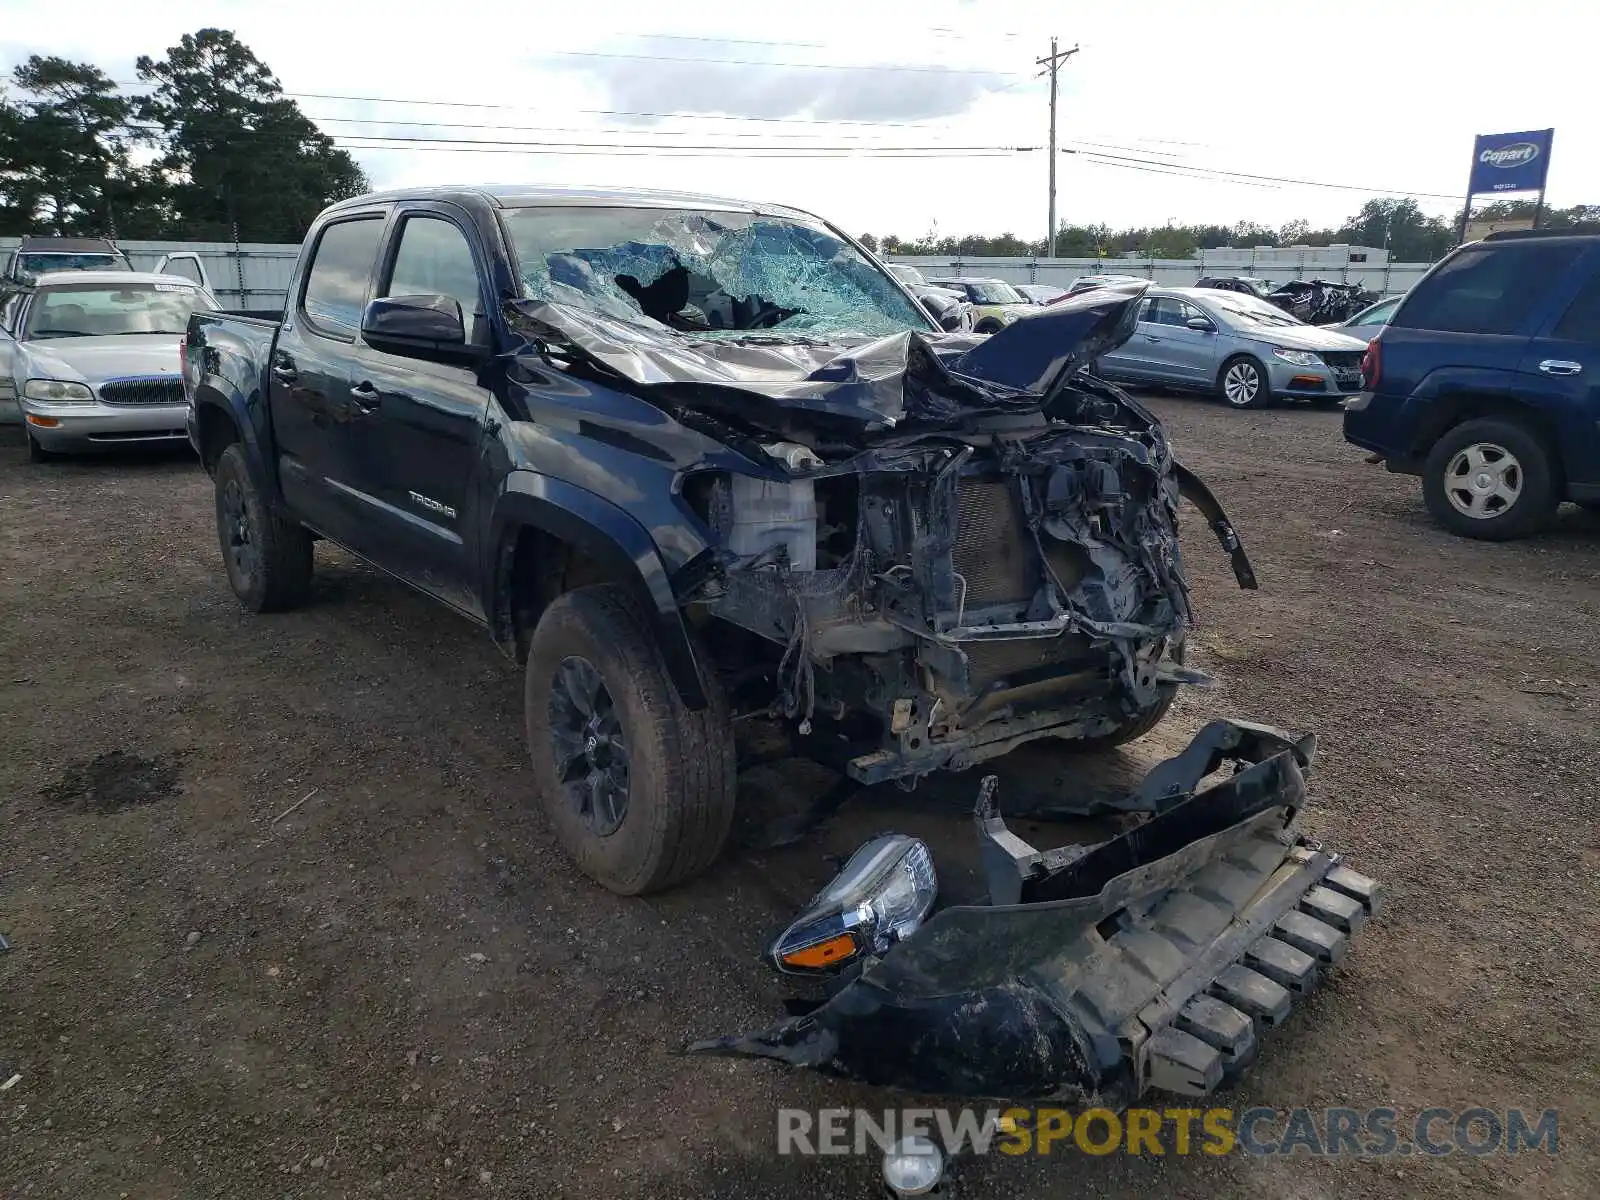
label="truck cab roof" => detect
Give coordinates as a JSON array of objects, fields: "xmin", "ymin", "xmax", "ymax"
[{"xmin": 324, "ymin": 184, "xmax": 823, "ymax": 225}]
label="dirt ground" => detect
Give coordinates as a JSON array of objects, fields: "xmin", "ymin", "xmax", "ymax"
[{"xmin": 2, "ymin": 397, "xmax": 1596, "ymax": 1199}]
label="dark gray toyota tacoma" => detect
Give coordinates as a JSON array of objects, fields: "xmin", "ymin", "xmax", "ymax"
[{"xmin": 186, "ymin": 185, "xmax": 1379, "ymax": 1114}]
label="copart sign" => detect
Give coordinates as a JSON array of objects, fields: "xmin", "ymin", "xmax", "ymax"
[{"xmin": 1468, "ymin": 129, "xmax": 1555, "ymax": 194}]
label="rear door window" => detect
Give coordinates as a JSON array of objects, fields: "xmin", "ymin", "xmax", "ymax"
[
  {"xmin": 1550, "ymin": 266, "xmax": 1600, "ymax": 343},
  {"xmin": 1394, "ymin": 243, "xmax": 1579, "ymax": 335},
  {"xmin": 301, "ymin": 217, "xmax": 385, "ymax": 338}
]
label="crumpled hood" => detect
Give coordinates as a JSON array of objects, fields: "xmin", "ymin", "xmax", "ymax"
[
  {"xmin": 503, "ymin": 285, "xmax": 1147, "ymax": 428},
  {"xmin": 15, "ymin": 335, "xmax": 183, "ymax": 386}
]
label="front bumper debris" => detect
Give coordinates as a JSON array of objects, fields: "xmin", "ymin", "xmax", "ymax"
[{"xmin": 688, "ymin": 719, "xmax": 1381, "ymax": 1104}]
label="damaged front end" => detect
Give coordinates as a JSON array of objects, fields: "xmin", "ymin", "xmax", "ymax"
[
  {"xmin": 506, "ymin": 286, "xmax": 1257, "ymax": 789},
  {"xmin": 688, "ymin": 720, "xmax": 1382, "ymax": 1105}
]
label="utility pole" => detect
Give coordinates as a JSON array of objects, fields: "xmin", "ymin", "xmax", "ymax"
[{"xmin": 1038, "ymin": 39, "xmax": 1079, "ymax": 259}]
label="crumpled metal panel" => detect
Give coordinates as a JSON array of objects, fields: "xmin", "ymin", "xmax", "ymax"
[{"xmin": 502, "ymin": 288, "xmax": 1152, "ymax": 432}]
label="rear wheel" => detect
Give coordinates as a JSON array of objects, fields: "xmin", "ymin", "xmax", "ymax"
[
  {"xmin": 525, "ymin": 584, "xmax": 736, "ymax": 894},
  {"xmin": 1217, "ymin": 356, "xmax": 1271, "ymax": 409},
  {"xmin": 213, "ymin": 444, "xmax": 314, "ymax": 611},
  {"xmin": 1422, "ymin": 418, "xmax": 1558, "ymax": 541}
]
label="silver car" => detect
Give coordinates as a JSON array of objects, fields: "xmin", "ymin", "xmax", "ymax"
[
  {"xmin": 1096, "ymin": 286, "xmax": 1370, "ymax": 409},
  {"xmin": 1329, "ymin": 294, "xmax": 1403, "ymax": 345},
  {"xmin": 0, "ymin": 271, "xmax": 219, "ymax": 459}
]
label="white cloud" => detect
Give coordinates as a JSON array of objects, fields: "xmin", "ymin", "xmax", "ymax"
[{"xmin": 1, "ymin": 0, "xmax": 1586, "ymax": 242}]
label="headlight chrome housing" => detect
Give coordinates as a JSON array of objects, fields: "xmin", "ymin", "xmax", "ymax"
[
  {"xmin": 768, "ymin": 834, "xmax": 938, "ymax": 975},
  {"xmin": 1271, "ymin": 348, "xmax": 1321, "ymax": 367},
  {"xmin": 24, "ymin": 379, "xmax": 94, "ymax": 403}
]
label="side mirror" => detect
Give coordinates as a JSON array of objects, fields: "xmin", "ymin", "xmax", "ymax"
[
  {"xmin": 361, "ymin": 294, "xmax": 478, "ymax": 361},
  {"xmin": 1186, "ymin": 316, "xmax": 1215, "ymax": 332}
]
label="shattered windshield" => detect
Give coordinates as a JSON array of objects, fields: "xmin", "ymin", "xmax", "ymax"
[{"xmin": 501, "ymin": 206, "xmax": 931, "ymax": 340}]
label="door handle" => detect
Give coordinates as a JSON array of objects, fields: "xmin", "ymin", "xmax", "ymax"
[
  {"xmin": 270, "ymin": 364, "xmax": 297, "ymax": 383},
  {"xmin": 349, "ymin": 381, "xmax": 382, "ymax": 411},
  {"xmin": 1538, "ymin": 359, "xmax": 1582, "ymax": 376}
]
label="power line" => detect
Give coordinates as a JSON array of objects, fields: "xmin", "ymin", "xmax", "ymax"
[
  {"xmin": 623, "ymin": 33, "xmax": 830, "ymax": 49},
  {"xmin": 1061, "ymin": 146, "xmax": 1462, "ymax": 200},
  {"xmin": 531, "ymin": 49, "xmax": 1019, "ymax": 75},
  {"xmin": 113, "ymin": 118, "xmax": 1040, "ymax": 156},
  {"xmin": 328, "ymin": 133, "xmax": 1036, "ymax": 152},
  {"xmin": 116, "ymin": 82, "xmax": 998, "ymax": 130},
  {"xmin": 1075, "ymin": 154, "xmax": 1280, "ymax": 190},
  {"xmin": 110, "ymin": 82, "xmax": 1463, "ymax": 198},
  {"xmin": 297, "ymin": 115, "xmax": 950, "ymax": 142},
  {"xmin": 331, "ymin": 142, "xmax": 1027, "ymax": 159}
]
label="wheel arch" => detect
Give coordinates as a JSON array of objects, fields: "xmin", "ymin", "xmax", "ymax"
[
  {"xmin": 1217, "ymin": 352, "xmax": 1269, "ymax": 405},
  {"xmin": 193, "ymin": 392, "xmax": 243, "ymax": 474},
  {"xmin": 488, "ymin": 476, "xmax": 709, "ymax": 711},
  {"xmin": 1407, "ymin": 390, "xmax": 1564, "ymax": 486}
]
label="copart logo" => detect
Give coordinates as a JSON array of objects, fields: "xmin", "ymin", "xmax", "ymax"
[{"xmin": 1479, "ymin": 143, "xmax": 1540, "ymax": 168}]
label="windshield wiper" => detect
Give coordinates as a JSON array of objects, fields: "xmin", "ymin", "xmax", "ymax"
[{"xmin": 30, "ymin": 329, "xmax": 92, "ymax": 338}]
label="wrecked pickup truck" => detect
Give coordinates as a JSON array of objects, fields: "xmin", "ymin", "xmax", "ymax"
[{"xmin": 188, "ymin": 186, "xmax": 1284, "ymax": 905}]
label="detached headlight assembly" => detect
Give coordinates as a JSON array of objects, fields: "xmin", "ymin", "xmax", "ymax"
[
  {"xmin": 768, "ymin": 833, "xmax": 937, "ymax": 975},
  {"xmin": 24, "ymin": 379, "xmax": 94, "ymax": 403},
  {"xmin": 1271, "ymin": 348, "xmax": 1321, "ymax": 367}
]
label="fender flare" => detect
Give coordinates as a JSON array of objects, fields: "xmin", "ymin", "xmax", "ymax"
[
  {"xmin": 191, "ymin": 384, "xmax": 279, "ymax": 501},
  {"xmin": 488, "ymin": 474, "xmax": 710, "ymax": 711}
]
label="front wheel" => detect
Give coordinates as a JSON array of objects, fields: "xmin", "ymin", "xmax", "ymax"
[
  {"xmin": 1217, "ymin": 356, "xmax": 1271, "ymax": 409},
  {"xmin": 525, "ymin": 584, "xmax": 736, "ymax": 895},
  {"xmin": 1422, "ymin": 418, "xmax": 1558, "ymax": 541},
  {"xmin": 213, "ymin": 444, "xmax": 314, "ymax": 611},
  {"xmin": 1074, "ymin": 688, "xmax": 1179, "ymax": 750}
]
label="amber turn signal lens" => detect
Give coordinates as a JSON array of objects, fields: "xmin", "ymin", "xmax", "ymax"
[
  {"xmin": 25, "ymin": 415, "xmax": 60, "ymax": 428},
  {"xmin": 779, "ymin": 932, "xmax": 858, "ymax": 971}
]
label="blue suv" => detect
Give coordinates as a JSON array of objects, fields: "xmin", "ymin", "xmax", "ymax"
[{"xmin": 1343, "ymin": 231, "xmax": 1600, "ymax": 539}]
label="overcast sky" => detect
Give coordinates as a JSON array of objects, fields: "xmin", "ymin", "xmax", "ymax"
[{"xmin": 1, "ymin": 0, "xmax": 1583, "ymax": 242}]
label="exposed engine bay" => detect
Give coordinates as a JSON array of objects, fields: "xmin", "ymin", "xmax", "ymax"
[{"xmin": 506, "ymin": 279, "xmax": 1257, "ymax": 787}]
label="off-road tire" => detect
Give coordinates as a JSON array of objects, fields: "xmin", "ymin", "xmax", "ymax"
[
  {"xmin": 213, "ymin": 444, "xmax": 314, "ymax": 612},
  {"xmin": 1217, "ymin": 355, "xmax": 1272, "ymax": 409},
  {"xmin": 1064, "ymin": 642, "xmax": 1185, "ymax": 751},
  {"xmin": 1422, "ymin": 417, "xmax": 1558, "ymax": 541},
  {"xmin": 1084, "ymin": 688, "xmax": 1180, "ymax": 749},
  {"xmin": 525, "ymin": 584, "xmax": 737, "ymax": 895}
]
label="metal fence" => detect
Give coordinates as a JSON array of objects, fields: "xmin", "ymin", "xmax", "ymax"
[
  {"xmin": 887, "ymin": 253, "xmax": 1432, "ymax": 298},
  {"xmin": 0, "ymin": 237, "xmax": 1437, "ymax": 312},
  {"xmin": 0, "ymin": 236, "xmax": 299, "ymax": 313}
]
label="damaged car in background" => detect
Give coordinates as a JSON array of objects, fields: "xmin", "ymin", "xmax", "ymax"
[{"xmin": 183, "ymin": 187, "xmax": 1379, "ymax": 1159}]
